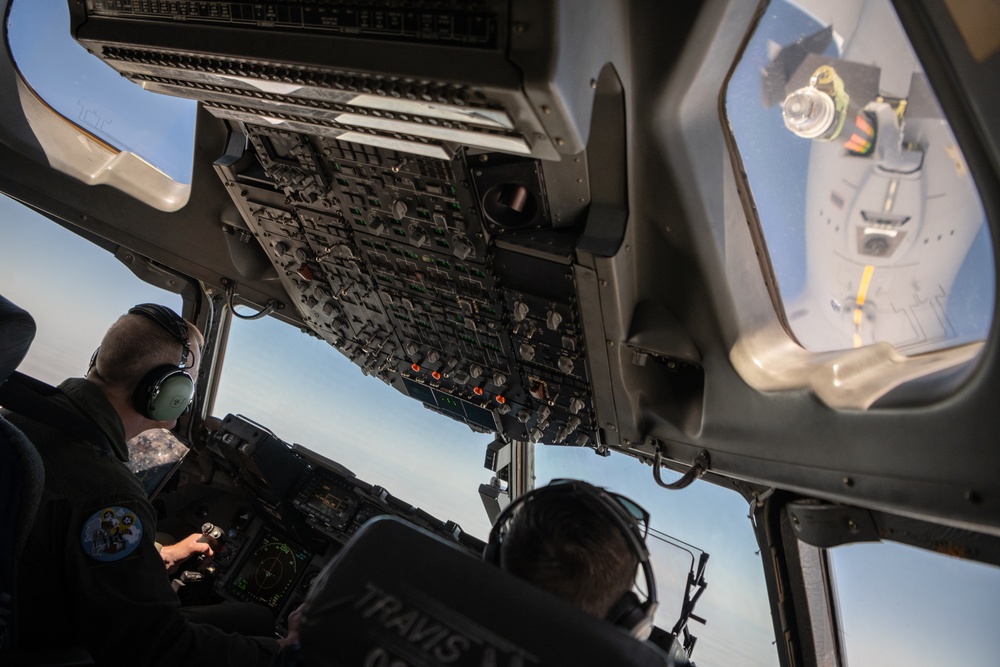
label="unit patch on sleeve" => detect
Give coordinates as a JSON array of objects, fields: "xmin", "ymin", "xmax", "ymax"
[{"xmin": 81, "ymin": 506, "xmax": 143, "ymax": 562}]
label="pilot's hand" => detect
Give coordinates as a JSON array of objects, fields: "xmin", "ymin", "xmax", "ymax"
[
  {"xmin": 277, "ymin": 603, "xmax": 306, "ymax": 649},
  {"xmin": 160, "ymin": 532, "xmax": 214, "ymax": 574}
]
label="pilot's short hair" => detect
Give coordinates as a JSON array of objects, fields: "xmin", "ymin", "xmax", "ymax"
[
  {"xmin": 94, "ymin": 310, "xmax": 203, "ymax": 389},
  {"xmin": 499, "ymin": 486, "xmax": 639, "ymax": 618}
]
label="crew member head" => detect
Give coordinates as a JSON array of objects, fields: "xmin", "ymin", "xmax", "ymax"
[
  {"xmin": 87, "ymin": 304, "xmax": 203, "ymax": 436},
  {"xmin": 486, "ymin": 479, "xmax": 658, "ymax": 637}
]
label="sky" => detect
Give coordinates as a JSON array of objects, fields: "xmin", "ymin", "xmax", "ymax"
[{"xmin": 3, "ymin": 0, "xmax": 1000, "ymax": 665}]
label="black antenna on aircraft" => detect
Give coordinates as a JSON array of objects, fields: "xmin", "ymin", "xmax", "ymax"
[
  {"xmin": 672, "ymin": 550, "xmax": 710, "ymax": 657},
  {"xmin": 647, "ymin": 527, "xmax": 710, "ymax": 660}
]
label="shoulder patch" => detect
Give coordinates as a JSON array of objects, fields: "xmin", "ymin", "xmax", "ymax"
[{"xmin": 81, "ymin": 506, "xmax": 143, "ymax": 562}]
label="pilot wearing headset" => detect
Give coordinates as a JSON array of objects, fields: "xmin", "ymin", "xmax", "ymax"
[
  {"xmin": 485, "ymin": 479, "xmax": 659, "ymax": 640},
  {"xmin": 10, "ymin": 304, "xmax": 301, "ymax": 665}
]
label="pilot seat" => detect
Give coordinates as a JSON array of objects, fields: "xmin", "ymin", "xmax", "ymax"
[
  {"xmin": 0, "ymin": 294, "xmax": 95, "ymax": 665},
  {"xmin": 291, "ymin": 515, "xmax": 677, "ymax": 667},
  {"xmin": 0, "ymin": 294, "xmax": 43, "ymax": 654}
]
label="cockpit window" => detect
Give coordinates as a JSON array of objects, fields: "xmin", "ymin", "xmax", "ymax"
[
  {"xmin": 725, "ymin": 0, "xmax": 994, "ymax": 355},
  {"xmin": 0, "ymin": 195, "xmax": 183, "ymax": 382},
  {"xmin": 6, "ymin": 0, "xmax": 196, "ymax": 183},
  {"xmin": 213, "ymin": 313, "xmax": 496, "ymax": 538},
  {"xmin": 830, "ymin": 541, "xmax": 1000, "ymax": 665}
]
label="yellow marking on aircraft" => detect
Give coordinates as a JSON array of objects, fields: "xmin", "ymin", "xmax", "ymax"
[
  {"xmin": 945, "ymin": 144, "xmax": 967, "ymax": 176},
  {"xmin": 852, "ymin": 264, "xmax": 876, "ymax": 347}
]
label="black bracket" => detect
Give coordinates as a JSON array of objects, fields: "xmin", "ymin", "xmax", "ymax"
[{"xmin": 653, "ymin": 446, "xmax": 710, "ymax": 491}]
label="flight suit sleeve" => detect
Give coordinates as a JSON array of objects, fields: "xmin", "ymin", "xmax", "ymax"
[{"xmin": 65, "ymin": 491, "xmax": 282, "ymax": 666}]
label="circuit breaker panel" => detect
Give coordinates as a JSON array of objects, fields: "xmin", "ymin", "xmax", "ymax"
[{"xmin": 216, "ymin": 129, "xmax": 597, "ymax": 446}]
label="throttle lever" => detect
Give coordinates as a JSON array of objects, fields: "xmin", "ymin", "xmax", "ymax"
[
  {"xmin": 192, "ymin": 522, "xmax": 226, "ymax": 571},
  {"xmin": 199, "ymin": 522, "xmax": 225, "ymax": 551}
]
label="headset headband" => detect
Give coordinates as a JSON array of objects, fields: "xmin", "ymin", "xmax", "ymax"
[{"xmin": 128, "ymin": 303, "xmax": 191, "ymax": 367}]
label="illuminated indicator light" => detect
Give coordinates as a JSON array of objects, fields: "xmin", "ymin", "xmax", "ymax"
[
  {"xmin": 495, "ymin": 395, "xmax": 506, "ymax": 404},
  {"xmin": 432, "ymin": 371, "xmax": 442, "ymax": 380},
  {"xmin": 844, "ymin": 134, "xmax": 872, "ymax": 154},
  {"xmin": 844, "ymin": 111, "xmax": 876, "ymax": 156},
  {"xmin": 411, "ymin": 363, "xmax": 421, "ymax": 372},
  {"xmin": 473, "ymin": 387, "xmax": 483, "ymax": 395}
]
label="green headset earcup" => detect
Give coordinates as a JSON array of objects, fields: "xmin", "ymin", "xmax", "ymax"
[{"xmin": 133, "ymin": 365, "xmax": 195, "ymax": 422}]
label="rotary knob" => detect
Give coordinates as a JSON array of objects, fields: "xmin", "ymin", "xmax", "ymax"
[
  {"xmin": 408, "ymin": 224, "xmax": 429, "ymax": 248},
  {"xmin": 558, "ymin": 356, "xmax": 574, "ymax": 374},
  {"xmin": 546, "ymin": 310, "xmax": 563, "ymax": 331},
  {"xmin": 452, "ymin": 234, "xmax": 475, "ymax": 261},
  {"xmin": 513, "ymin": 301, "xmax": 529, "ymax": 322}
]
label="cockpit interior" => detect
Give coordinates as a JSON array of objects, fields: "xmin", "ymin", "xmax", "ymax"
[{"xmin": 1, "ymin": 0, "xmax": 999, "ymax": 665}]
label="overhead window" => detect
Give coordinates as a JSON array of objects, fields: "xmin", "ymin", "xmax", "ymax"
[
  {"xmin": 725, "ymin": 0, "xmax": 994, "ymax": 355},
  {"xmin": 6, "ymin": 0, "xmax": 196, "ymax": 184}
]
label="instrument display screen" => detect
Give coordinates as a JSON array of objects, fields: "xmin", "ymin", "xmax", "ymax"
[{"xmin": 229, "ymin": 531, "xmax": 310, "ymax": 608}]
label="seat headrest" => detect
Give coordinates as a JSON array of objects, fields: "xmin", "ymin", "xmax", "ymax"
[
  {"xmin": 0, "ymin": 294, "xmax": 36, "ymax": 384},
  {"xmin": 298, "ymin": 516, "xmax": 670, "ymax": 667}
]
